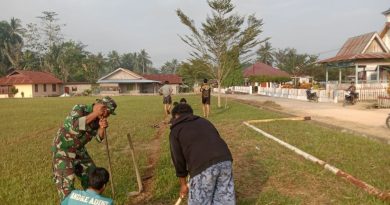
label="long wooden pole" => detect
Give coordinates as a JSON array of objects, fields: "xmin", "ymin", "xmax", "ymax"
[
  {"xmin": 127, "ymin": 133, "xmax": 143, "ymax": 193},
  {"xmin": 104, "ymin": 128, "xmax": 115, "ymax": 198}
]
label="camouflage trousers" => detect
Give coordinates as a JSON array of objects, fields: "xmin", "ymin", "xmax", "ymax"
[
  {"xmin": 52, "ymin": 148, "xmax": 96, "ymax": 200},
  {"xmin": 189, "ymin": 161, "xmax": 235, "ymax": 205}
]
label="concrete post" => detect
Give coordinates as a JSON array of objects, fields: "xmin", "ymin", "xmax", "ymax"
[
  {"xmin": 326, "ymin": 67, "xmax": 329, "ymax": 83},
  {"xmin": 339, "ymin": 69, "xmax": 342, "ymax": 84},
  {"xmin": 377, "ymin": 65, "xmax": 380, "ymax": 83},
  {"xmin": 355, "ymin": 64, "xmax": 358, "ymax": 84}
]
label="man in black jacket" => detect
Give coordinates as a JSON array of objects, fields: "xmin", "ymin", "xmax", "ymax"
[{"xmin": 169, "ymin": 103, "xmax": 235, "ymax": 205}]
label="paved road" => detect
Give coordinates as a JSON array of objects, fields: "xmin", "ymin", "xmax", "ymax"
[{"xmin": 226, "ymin": 94, "xmax": 390, "ymax": 144}]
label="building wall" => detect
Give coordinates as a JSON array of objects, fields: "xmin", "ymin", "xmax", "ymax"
[
  {"xmin": 100, "ymin": 83, "xmax": 120, "ymax": 95},
  {"xmin": 64, "ymin": 84, "xmax": 92, "ymax": 94},
  {"xmin": 366, "ymin": 39, "xmax": 384, "ymax": 53},
  {"xmin": 141, "ymin": 83, "xmax": 156, "ymax": 93},
  {"xmin": 33, "ymin": 83, "xmax": 62, "ymax": 97},
  {"xmin": 118, "ymin": 83, "xmax": 140, "ymax": 94},
  {"xmin": 14, "ymin": 84, "xmax": 33, "ymax": 98}
]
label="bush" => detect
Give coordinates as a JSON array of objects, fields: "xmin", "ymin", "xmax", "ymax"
[
  {"xmin": 299, "ymin": 83, "xmax": 312, "ymax": 89},
  {"xmin": 281, "ymin": 83, "xmax": 293, "ymax": 88},
  {"xmin": 82, "ymin": 89, "xmax": 92, "ymax": 96}
]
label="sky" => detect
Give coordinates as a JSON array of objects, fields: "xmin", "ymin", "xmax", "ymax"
[{"xmin": 0, "ymin": 0, "xmax": 389, "ymax": 68}]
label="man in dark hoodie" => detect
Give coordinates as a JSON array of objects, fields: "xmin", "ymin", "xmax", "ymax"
[{"xmin": 169, "ymin": 103, "xmax": 235, "ymax": 205}]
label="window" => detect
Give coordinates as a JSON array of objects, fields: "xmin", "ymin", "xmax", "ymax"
[
  {"xmin": 369, "ymin": 72, "xmax": 377, "ymax": 81},
  {"xmin": 43, "ymin": 84, "xmax": 47, "ymax": 92},
  {"xmin": 35, "ymin": 84, "xmax": 38, "ymax": 92},
  {"xmin": 52, "ymin": 84, "xmax": 56, "ymax": 92}
]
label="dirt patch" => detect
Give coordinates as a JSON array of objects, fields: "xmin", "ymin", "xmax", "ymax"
[
  {"xmin": 126, "ymin": 117, "xmax": 169, "ymax": 205},
  {"xmin": 230, "ymin": 95, "xmax": 390, "ymax": 144},
  {"xmin": 232, "ymin": 98, "xmax": 291, "ymax": 117}
]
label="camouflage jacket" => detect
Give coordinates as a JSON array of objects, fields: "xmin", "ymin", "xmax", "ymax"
[{"xmin": 52, "ymin": 104, "xmax": 103, "ymax": 159}]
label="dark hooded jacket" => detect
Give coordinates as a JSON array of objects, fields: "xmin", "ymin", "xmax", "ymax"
[{"xmin": 169, "ymin": 114, "xmax": 232, "ymax": 178}]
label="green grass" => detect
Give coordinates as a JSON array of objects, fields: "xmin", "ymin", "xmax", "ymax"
[{"xmin": 0, "ymin": 95, "xmax": 389, "ymax": 205}]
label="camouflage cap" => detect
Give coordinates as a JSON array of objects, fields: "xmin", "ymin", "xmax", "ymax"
[{"xmin": 96, "ymin": 96, "xmax": 117, "ymax": 115}]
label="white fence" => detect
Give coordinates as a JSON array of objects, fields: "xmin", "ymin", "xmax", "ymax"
[
  {"xmin": 257, "ymin": 87, "xmax": 333, "ymax": 102},
  {"xmin": 213, "ymin": 86, "xmax": 252, "ymax": 94},
  {"xmin": 378, "ymin": 96, "xmax": 390, "ymax": 108},
  {"xmin": 213, "ymin": 84, "xmax": 389, "ymax": 103}
]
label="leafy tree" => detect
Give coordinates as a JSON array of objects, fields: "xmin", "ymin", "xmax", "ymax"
[
  {"xmin": 82, "ymin": 52, "xmax": 106, "ymax": 83},
  {"xmin": 0, "ymin": 18, "xmax": 24, "ymax": 69},
  {"xmin": 273, "ymin": 48, "xmax": 318, "ymax": 77},
  {"xmin": 107, "ymin": 50, "xmax": 121, "ymax": 73},
  {"xmin": 37, "ymin": 11, "xmax": 65, "ymax": 50},
  {"xmin": 256, "ymin": 41, "xmax": 274, "ymax": 65},
  {"xmin": 161, "ymin": 59, "xmax": 179, "ymax": 74},
  {"xmin": 10, "ymin": 86, "xmax": 18, "ymax": 97},
  {"xmin": 44, "ymin": 41, "xmax": 86, "ymax": 82},
  {"xmin": 21, "ymin": 50, "xmax": 40, "ymax": 70},
  {"xmin": 178, "ymin": 59, "xmax": 212, "ymax": 89},
  {"xmin": 221, "ymin": 48, "xmax": 244, "ymax": 87},
  {"xmin": 138, "ymin": 49, "xmax": 152, "ymax": 74},
  {"xmin": 177, "ymin": 0, "xmax": 265, "ymax": 107},
  {"xmin": 120, "ymin": 52, "xmax": 135, "ymax": 71}
]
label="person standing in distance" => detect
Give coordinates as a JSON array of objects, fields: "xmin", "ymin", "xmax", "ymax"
[
  {"xmin": 200, "ymin": 79, "xmax": 211, "ymax": 118},
  {"xmin": 159, "ymin": 80, "xmax": 173, "ymax": 116}
]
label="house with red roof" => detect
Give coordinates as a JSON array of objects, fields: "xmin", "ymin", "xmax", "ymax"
[
  {"xmin": 318, "ymin": 9, "xmax": 390, "ymax": 84},
  {"xmin": 243, "ymin": 62, "xmax": 290, "ymax": 87},
  {"xmin": 142, "ymin": 74, "xmax": 183, "ymax": 94},
  {"xmin": 97, "ymin": 68, "xmax": 182, "ymax": 95},
  {"xmin": 0, "ymin": 70, "xmax": 63, "ymax": 98}
]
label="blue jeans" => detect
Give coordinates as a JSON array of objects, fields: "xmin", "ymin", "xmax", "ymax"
[{"xmin": 189, "ymin": 161, "xmax": 235, "ymax": 205}]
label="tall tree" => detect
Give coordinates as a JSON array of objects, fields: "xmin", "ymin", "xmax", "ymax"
[
  {"xmin": 23, "ymin": 23, "xmax": 44, "ymax": 69},
  {"xmin": 177, "ymin": 0, "xmax": 265, "ymax": 107},
  {"xmin": 161, "ymin": 59, "xmax": 179, "ymax": 74},
  {"xmin": 138, "ymin": 49, "xmax": 152, "ymax": 74},
  {"xmin": 273, "ymin": 48, "xmax": 318, "ymax": 77},
  {"xmin": 120, "ymin": 52, "xmax": 134, "ymax": 71},
  {"xmin": 221, "ymin": 48, "xmax": 244, "ymax": 87},
  {"xmin": 256, "ymin": 41, "xmax": 274, "ymax": 65},
  {"xmin": 0, "ymin": 18, "xmax": 24, "ymax": 69},
  {"xmin": 107, "ymin": 50, "xmax": 121, "ymax": 73},
  {"xmin": 82, "ymin": 53, "xmax": 106, "ymax": 83},
  {"xmin": 178, "ymin": 59, "xmax": 212, "ymax": 89},
  {"xmin": 37, "ymin": 11, "xmax": 65, "ymax": 50}
]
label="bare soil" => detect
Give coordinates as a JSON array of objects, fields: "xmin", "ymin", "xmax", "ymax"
[
  {"xmin": 227, "ymin": 94, "xmax": 390, "ymax": 144},
  {"xmin": 127, "ymin": 117, "xmax": 169, "ymax": 205}
]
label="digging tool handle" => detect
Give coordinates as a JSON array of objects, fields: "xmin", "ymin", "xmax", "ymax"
[
  {"xmin": 174, "ymin": 197, "xmax": 183, "ymax": 205},
  {"xmin": 104, "ymin": 128, "xmax": 115, "ymax": 198},
  {"xmin": 127, "ymin": 133, "xmax": 143, "ymax": 193}
]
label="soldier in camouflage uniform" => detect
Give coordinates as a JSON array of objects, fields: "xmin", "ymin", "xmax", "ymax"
[{"xmin": 51, "ymin": 96, "xmax": 117, "ymax": 201}]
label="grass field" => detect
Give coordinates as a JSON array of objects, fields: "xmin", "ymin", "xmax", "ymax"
[{"xmin": 0, "ymin": 95, "xmax": 389, "ymax": 205}]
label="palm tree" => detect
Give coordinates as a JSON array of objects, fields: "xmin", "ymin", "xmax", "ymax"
[
  {"xmin": 0, "ymin": 18, "xmax": 24, "ymax": 68},
  {"xmin": 256, "ymin": 41, "xmax": 274, "ymax": 65},
  {"xmin": 138, "ymin": 49, "xmax": 152, "ymax": 74},
  {"xmin": 161, "ymin": 59, "xmax": 179, "ymax": 74},
  {"xmin": 107, "ymin": 50, "xmax": 121, "ymax": 72}
]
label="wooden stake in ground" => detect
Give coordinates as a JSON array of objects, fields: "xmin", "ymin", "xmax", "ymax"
[
  {"xmin": 127, "ymin": 133, "xmax": 143, "ymax": 196},
  {"xmin": 104, "ymin": 128, "xmax": 115, "ymax": 198}
]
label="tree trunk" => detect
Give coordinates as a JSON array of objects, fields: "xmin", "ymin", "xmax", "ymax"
[{"xmin": 217, "ymin": 80, "xmax": 221, "ymax": 108}]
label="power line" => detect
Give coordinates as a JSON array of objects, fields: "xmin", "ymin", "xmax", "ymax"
[{"xmin": 317, "ymin": 48, "xmax": 341, "ymax": 55}]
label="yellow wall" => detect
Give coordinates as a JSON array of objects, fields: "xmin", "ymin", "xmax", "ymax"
[{"xmin": 14, "ymin": 84, "xmax": 33, "ymax": 98}]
